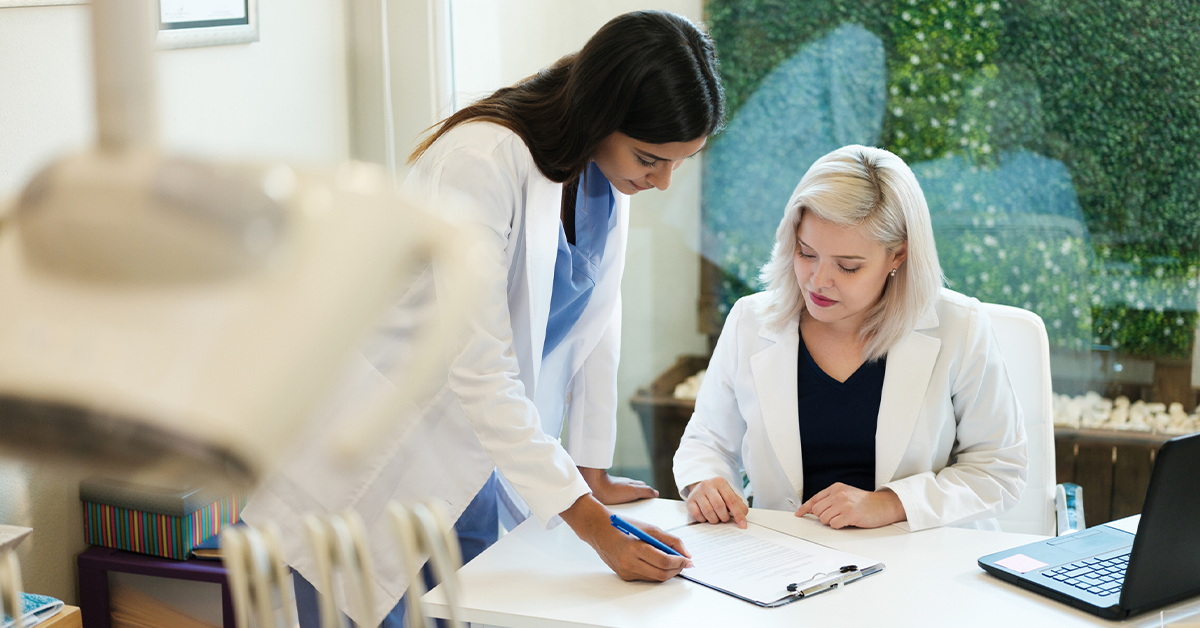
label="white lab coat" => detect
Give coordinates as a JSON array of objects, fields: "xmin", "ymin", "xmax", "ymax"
[
  {"xmin": 242, "ymin": 122, "xmax": 629, "ymax": 626},
  {"xmin": 673, "ymin": 288, "xmax": 1027, "ymax": 531}
]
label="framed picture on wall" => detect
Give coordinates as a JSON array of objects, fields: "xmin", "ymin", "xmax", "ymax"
[
  {"xmin": 158, "ymin": 0, "xmax": 258, "ymax": 49},
  {"xmin": 0, "ymin": 1, "xmax": 84, "ymax": 7}
]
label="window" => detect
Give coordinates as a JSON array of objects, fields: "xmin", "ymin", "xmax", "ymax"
[{"xmin": 702, "ymin": 0, "xmax": 1200, "ymax": 411}]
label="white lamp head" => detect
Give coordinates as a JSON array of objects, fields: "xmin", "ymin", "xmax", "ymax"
[{"xmin": 0, "ymin": 153, "xmax": 464, "ymax": 488}]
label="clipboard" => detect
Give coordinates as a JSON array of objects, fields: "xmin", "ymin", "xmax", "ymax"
[
  {"xmin": 679, "ymin": 562, "xmax": 886, "ymax": 608},
  {"xmin": 668, "ymin": 521, "xmax": 885, "ymax": 607}
]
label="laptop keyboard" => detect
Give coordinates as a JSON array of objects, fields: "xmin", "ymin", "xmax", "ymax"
[{"xmin": 1041, "ymin": 553, "xmax": 1129, "ymax": 597}]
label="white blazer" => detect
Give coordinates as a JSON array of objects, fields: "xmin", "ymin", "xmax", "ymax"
[
  {"xmin": 673, "ymin": 288, "xmax": 1028, "ymax": 531},
  {"xmin": 243, "ymin": 122, "xmax": 630, "ymax": 626}
]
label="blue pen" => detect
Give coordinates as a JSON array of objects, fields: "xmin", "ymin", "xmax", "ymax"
[{"xmin": 609, "ymin": 514, "xmax": 683, "ymax": 557}]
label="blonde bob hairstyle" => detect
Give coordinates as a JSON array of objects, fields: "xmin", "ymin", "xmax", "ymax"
[{"xmin": 757, "ymin": 145, "xmax": 944, "ymax": 362}]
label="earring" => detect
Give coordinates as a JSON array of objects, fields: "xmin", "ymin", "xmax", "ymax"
[{"xmin": 889, "ymin": 268, "xmax": 897, "ymax": 277}]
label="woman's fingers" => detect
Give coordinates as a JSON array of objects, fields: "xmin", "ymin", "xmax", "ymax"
[
  {"xmin": 588, "ymin": 472, "xmax": 660, "ymax": 505},
  {"xmin": 685, "ymin": 498, "xmax": 704, "ymax": 524},
  {"xmin": 664, "ymin": 535, "xmax": 693, "ymax": 561},
  {"xmin": 594, "ymin": 520, "xmax": 687, "ymax": 582},
  {"xmin": 795, "ymin": 485, "xmax": 904, "ymax": 529},
  {"xmin": 642, "ymin": 524, "xmax": 692, "ymax": 560},
  {"xmin": 685, "ymin": 477, "xmax": 747, "ymax": 525},
  {"xmin": 796, "ymin": 484, "xmax": 845, "ymax": 521},
  {"xmin": 818, "ymin": 503, "xmax": 841, "ymax": 526},
  {"xmin": 622, "ymin": 483, "xmax": 660, "ymax": 501},
  {"xmin": 695, "ymin": 493, "xmax": 722, "ymax": 524},
  {"xmin": 702, "ymin": 484, "xmax": 732, "ymax": 522},
  {"xmin": 633, "ymin": 542, "xmax": 682, "ymax": 572},
  {"xmin": 796, "ymin": 495, "xmax": 823, "ymax": 519},
  {"xmin": 687, "ymin": 491, "xmax": 710, "ymax": 522},
  {"xmin": 715, "ymin": 482, "xmax": 748, "ymax": 528},
  {"xmin": 797, "ymin": 484, "xmax": 892, "ymax": 529},
  {"xmin": 619, "ymin": 534, "xmax": 689, "ymax": 580},
  {"xmin": 615, "ymin": 551, "xmax": 681, "ymax": 581},
  {"xmin": 622, "ymin": 517, "xmax": 692, "ymax": 560},
  {"xmin": 795, "ymin": 486, "xmax": 827, "ymax": 518}
]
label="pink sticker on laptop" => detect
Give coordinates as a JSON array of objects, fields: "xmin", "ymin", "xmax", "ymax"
[{"xmin": 996, "ymin": 554, "xmax": 1049, "ymax": 573}]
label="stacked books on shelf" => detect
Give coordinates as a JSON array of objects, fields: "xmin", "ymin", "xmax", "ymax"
[{"xmin": 79, "ymin": 477, "xmax": 241, "ymax": 560}]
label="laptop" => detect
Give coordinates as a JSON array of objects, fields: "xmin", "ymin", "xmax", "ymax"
[{"xmin": 979, "ymin": 431, "xmax": 1200, "ymax": 619}]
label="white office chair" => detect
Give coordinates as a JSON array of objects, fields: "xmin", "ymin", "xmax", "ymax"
[{"xmin": 981, "ymin": 302, "xmax": 1057, "ymax": 536}]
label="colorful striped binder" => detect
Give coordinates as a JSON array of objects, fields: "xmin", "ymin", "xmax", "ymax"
[{"xmin": 80, "ymin": 478, "xmax": 241, "ymax": 560}]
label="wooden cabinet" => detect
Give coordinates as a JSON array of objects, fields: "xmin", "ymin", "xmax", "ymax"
[
  {"xmin": 629, "ymin": 355, "xmax": 709, "ymax": 500},
  {"xmin": 1054, "ymin": 428, "xmax": 1170, "ymax": 528}
]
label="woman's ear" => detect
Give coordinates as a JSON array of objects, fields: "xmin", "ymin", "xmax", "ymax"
[{"xmin": 891, "ymin": 243, "xmax": 909, "ymax": 269}]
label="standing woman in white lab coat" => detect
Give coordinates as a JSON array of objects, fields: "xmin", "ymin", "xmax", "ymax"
[
  {"xmin": 244, "ymin": 10, "xmax": 724, "ymax": 627},
  {"xmin": 673, "ymin": 145, "xmax": 1027, "ymax": 533}
]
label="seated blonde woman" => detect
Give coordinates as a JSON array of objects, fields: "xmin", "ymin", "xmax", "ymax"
[{"xmin": 673, "ymin": 145, "xmax": 1027, "ymax": 532}]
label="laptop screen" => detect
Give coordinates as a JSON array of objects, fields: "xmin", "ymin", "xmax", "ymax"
[{"xmin": 1121, "ymin": 432, "xmax": 1200, "ymax": 615}]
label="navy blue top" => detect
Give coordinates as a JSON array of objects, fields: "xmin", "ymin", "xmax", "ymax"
[
  {"xmin": 543, "ymin": 162, "xmax": 615, "ymax": 358},
  {"xmin": 797, "ymin": 328, "xmax": 886, "ymax": 501}
]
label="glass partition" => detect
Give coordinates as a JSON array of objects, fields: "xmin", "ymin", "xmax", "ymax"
[
  {"xmin": 703, "ymin": 0, "xmax": 1198, "ymax": 408},
  {"xmin": 701, "ymin": 0, "xmax": 1199, "ymax": 523}
]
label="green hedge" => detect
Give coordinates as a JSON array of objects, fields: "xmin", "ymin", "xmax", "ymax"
[{"xmin": 704, "ymin": 0, "xmax": 1200, "ymax": 358}]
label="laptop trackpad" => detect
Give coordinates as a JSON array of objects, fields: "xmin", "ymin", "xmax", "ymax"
[{"xmin": 1047, "ymin": 530, "xmax": 1124, "ymax": 555}]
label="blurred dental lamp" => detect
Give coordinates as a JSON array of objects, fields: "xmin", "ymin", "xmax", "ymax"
[{"xmin": 0, "ymin": 0, "xmax": 470, "ymax": 488}]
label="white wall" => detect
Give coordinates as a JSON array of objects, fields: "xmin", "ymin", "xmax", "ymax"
[
  {"xmin": 0, "ymin": 4, "xmax": 94, "ymax": 199},
  {"xmin": 344, "ymin": 0, "xmax": 450, "ymax": 169},
  {"xmin": 451, "ymin": 0, "xmax": 709, "ymax": 476},
  {"xmin": 0, "ymin": 0, "xmax": 348, "ymax": 199},
  {"xmin": 0, "ymin": 0, "xmax": 707, "ymax": 606},
  {"xmin": 0, "ymin": 0, "xmax": 349, "ymax": 603}
]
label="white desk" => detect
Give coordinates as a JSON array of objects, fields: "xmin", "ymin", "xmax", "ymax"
[{"xmin": 424, "ymin": 499, "xmax": 1188, "ymax": 627}]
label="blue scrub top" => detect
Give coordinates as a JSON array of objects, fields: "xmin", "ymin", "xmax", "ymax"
[{"xmin": 543, "ymin": 162, "xmax": 615, "ymax": 358}]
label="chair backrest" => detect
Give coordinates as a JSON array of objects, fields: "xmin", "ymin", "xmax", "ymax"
[{"xmin": 980, "ymin": 302, "xmax": 1056, "ymax": 536}]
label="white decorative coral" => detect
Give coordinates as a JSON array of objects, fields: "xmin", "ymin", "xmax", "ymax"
[
  {"xmin": 673, "ymin": 370, "xmax": 707, "ymax": 400},
  {"xmin": 1053, "ymin": 391, "xmax": 1200, "ymax": 435}
]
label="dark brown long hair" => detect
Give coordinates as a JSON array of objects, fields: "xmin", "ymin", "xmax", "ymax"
[{"xmin": 409, "ymin": 10, "xmax": 725, "ymax": 183}]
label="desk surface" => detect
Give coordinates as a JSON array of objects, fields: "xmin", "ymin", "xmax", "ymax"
[{"xmin": 424, "ymin": 499, "xmax": 1193, "ymax": 628}]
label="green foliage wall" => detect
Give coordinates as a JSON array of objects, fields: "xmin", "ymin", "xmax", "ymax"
[
  {"xmin": 885, "ymin": 0, "xmax": 1003, "ymax": 164},
  {"xmin": 705, "ymin": 0, "xmax": 1200, "ymax": 358},
  {"xmin": 935, "ymin": 216, "xmax": 1094, "ymax": 351}
]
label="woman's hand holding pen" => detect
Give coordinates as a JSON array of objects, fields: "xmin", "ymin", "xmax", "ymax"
[
  {"xmin": 579, "ymin": 467, "xmax": 659, "ymax": 505},
  {"xmin": 794, "ymin": 483, "xmax": 906, "ymax": 529},
  {"xmin": 560, "ymin": 493, "xmax": 692, "ymax": 581},
  {"xmin": 684, "ymin": 476, "xmax": 749, "ymax": 529}
]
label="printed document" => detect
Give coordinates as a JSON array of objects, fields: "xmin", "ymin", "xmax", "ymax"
[{"xmin": 670, "ymin": 522, "xmax": 883, "ymax": 606}]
